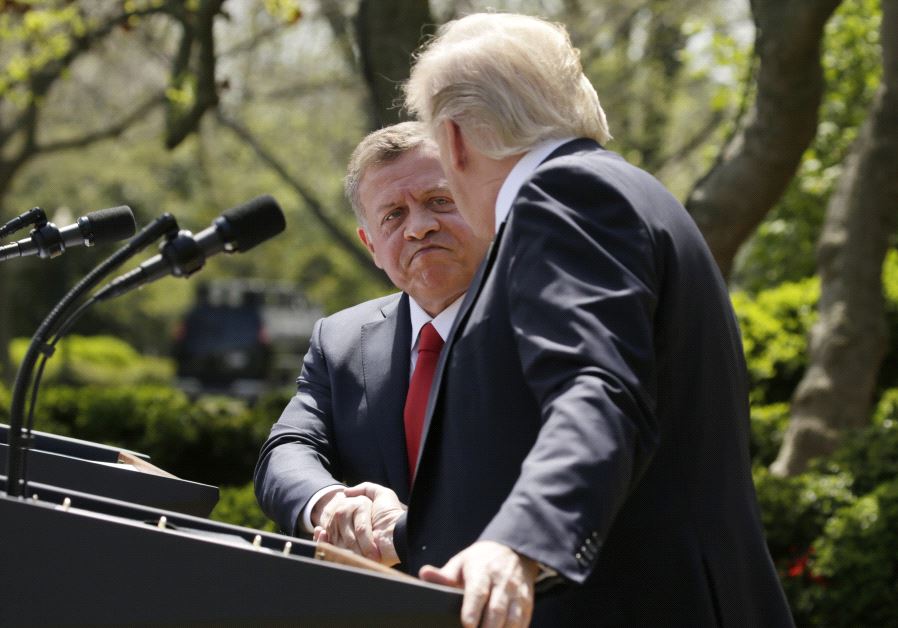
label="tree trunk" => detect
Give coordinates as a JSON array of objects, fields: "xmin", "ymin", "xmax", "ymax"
[
  {"xmin": 686, "ymin": 0, "xmax": 842, "ymax": 276},
  {"xmin": 354, "ymin": 0, "xmax": 434, "ymax": 129},
  {"xmin": 771, "ymin": 0, "xmax": 898, "ymax": 476}
]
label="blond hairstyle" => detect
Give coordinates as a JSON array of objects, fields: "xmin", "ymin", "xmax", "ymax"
[
  {"xmin": 344, "ymin": 121, "xmax": 435, "ymax": 224},
  {"xmin": 404, "ymin": 13, "xmax": 611, "ymax": 159}
]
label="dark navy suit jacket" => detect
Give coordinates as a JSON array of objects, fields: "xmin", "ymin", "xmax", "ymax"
[
  {"xmin": 396, "ymin": 140, "xmax": 794, "ymax": 627},
  {"xmin": 254, "ymin": 293, "xmax": 413, "ymax": 534}
]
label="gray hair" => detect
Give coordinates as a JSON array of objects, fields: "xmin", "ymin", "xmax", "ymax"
[
  {"xmin": 344, "ymin": 121, "xmax": 435, "ymax": 224},
  {"xmin": 404, "ymin": 13, "xmax": 611, "ymax": 159}
]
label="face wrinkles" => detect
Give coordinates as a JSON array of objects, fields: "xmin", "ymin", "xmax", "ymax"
[{"xmin": 357, "ymin": 147, "xmax": 490, "ymax": 316}]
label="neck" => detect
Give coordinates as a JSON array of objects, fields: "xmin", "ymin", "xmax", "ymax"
[{"xmin": 419, "ymin": 289, "xmax": 464, "ymax": 319}]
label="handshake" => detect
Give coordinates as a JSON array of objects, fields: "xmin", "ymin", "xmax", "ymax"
[{"xmin": 311, "ymin": 482, "xmax": 407, "ymax": 566}]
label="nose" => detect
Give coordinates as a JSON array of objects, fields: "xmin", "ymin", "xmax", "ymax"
[{"xmin": 404, "ymin": 204, "xmax": 440, "ymax": 240}]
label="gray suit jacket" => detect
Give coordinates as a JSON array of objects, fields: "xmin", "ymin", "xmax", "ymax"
[{"xmin": 254, "ymin": 293, "xmax": 412, "ymax": 534}]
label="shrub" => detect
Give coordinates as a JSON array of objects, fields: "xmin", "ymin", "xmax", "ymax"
[
  {"xmin": 820, "ymin": 389, "xmax": 898, "ymax": 496},
  {"xmin": 808, "ymin": 479, "xmax": 898, "ymax": 627},
  {"xmin": 750, "ymin": 403, "xmax": 790, "ymax": 466},
  {"xmin": 25, "ymin": 384, "xmax": 276, "ymax": 487},
  {"xmin": 731, "ymin": 277, "xmax": 819, "ymax": 404},
  {"xmin": 754, "ymin": 466, "xmax": 856, "ymax": 562},
  {"xmin": 9, "ymin": 334, "xmax": 174, "ymax": 387},
  {"xmin": 754, "ymin": 466, "xmax": 856, "ymax": 626},
  {"xmin": 210, "ymin": 481, "xmax": 277, "ymax": 532}
]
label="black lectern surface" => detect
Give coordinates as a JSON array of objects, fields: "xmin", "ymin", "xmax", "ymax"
[
  {"xmin": 0, "ymin": 484, "xmax": 462, "ymax": 626},
  {"xmin": 0, "ymin": 424, "xmax": 219, "ymax": 517},
  {"xmin": 0, "ymin": 423, "xmax": 148, "ymax": 463}
]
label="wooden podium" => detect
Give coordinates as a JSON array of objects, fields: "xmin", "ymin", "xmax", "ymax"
[
  {"xmin": 0, "ymin": 423, "xmax": 219, "ymax": 517},
  {"xmin": 0, "ymin": 480, "xmax": 462, "ymax": 626}
]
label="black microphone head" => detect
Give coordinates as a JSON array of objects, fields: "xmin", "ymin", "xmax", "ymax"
[
  {"xmin": 83, "ymin": 206, "xmax": 137, "ymax": 245},
  {"xmin": 218, "ymin": 195, "xmax": 286, "ymax": 252}
]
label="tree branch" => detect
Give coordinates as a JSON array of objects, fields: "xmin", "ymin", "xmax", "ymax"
[
  {"xmin": 771, "ymin": 0, "xmax": 898, "ymax": 476},
  {"xmin": 652, "ymin": 109, "xmax": 726, "ymax": 174},
  {"xmin": 38, "ymin": 92, "xmax": 166, "ymax": 152},
  {"xmin": 164, "ymin": 0, "xmax": 225, "ymax": 149},
  {"xmin": 685, "ymin": 0, "xmax": 843, "ymax": 277},
  {"xmin": 214, "ymin": 110, "xmax": 390, "ymax": 286}
]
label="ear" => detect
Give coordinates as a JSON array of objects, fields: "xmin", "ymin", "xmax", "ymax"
[
  {"xmin": 442, "ymin": 119, "xmax": 467, "ymax": 173},
  {"xmin": 357, "ymin": 227, "xmax": 382, "ymax": 268}
]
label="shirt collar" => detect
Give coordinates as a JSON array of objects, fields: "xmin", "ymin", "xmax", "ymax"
[
  {"xmin": 409, "ymin": 293, "xmax": 465, "ymax": 349},
  {"xmin": 494, "ymin": 137, "xmax": 575, "ymax": 232}
]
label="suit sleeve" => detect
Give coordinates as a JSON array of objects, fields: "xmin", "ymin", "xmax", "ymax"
[
  {"xmin": 477, "ymin": 161, "xmax": 661, "ymax": 583},
  {"xmin": 254, "ymin": 318, "xmax": 345, "ymax": 534}
]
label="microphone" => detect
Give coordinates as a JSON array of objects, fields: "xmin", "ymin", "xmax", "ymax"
[
  {"xmin": 0, "ymin": 206, "xmax": 137, "ymax": 262},
  {"xmin": 0, "ymin": 207, "xmax": 47, "ymax": 239},
  {"xmin": 94, "ymin": 195, "xmax": 285, "ymax": 301}
]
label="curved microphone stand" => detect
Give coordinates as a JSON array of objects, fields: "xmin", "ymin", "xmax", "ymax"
[{"xmin": 5, "ymin": 214, "xmax": 178, "ymax": 498}]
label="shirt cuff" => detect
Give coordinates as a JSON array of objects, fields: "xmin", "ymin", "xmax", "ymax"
[{"xmin": 300, "ymin": 484, "xmax": 344, "ymax": 534}]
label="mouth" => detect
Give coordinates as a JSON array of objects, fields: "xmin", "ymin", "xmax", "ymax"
[{"xmin": 409, "ymin": 245, "xmax": 446, "ymax": 263}]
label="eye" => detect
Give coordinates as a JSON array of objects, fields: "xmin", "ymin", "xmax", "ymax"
[
  {"xmin": 429, "ymin": 196, "xmax": 455, "ymax": 210},
  {"xmin": 382, "ymin": 208, "xmax": 403, "ymax": 225}
]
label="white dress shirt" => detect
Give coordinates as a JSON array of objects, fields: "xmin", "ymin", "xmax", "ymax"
[
  {"xmin": 494, "ymin": 137, "xmax": 574, "ymax": 231},
  {"xmin": 299, "ymin": 294, "xmax": 464, "ymax": 533}
]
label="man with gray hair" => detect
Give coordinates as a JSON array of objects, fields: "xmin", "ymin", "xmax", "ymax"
[
  {"xmin": 345, "ymin": 12, "xmax": 793, "ymax": 628},
  {"xmin": 254, "ymin": 121, "xmax": 489, "ymax": 563}
]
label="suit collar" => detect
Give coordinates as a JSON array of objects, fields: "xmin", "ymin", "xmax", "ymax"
[
  {"xmin": 495, "ymin": 137, "xmax": 576, "ymax": 229},
  {"xmin": 361, "ymin": 293, "xmax": 412, "ymax": 500}
]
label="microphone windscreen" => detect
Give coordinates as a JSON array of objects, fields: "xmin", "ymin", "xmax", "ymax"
[
  {"xmin": 87, "ymin": 206, "xmax": 137, "ymax": 244},
  {"xmin": 220, "ymin": 195, "xmax": 286, "ymax": 251}
]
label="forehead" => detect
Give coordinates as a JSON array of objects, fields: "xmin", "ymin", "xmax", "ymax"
[{"xmin": 358, "ymin": 148, "xmax": 448, "ymax": 213}]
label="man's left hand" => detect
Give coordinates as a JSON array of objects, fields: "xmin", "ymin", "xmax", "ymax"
[{"xmin": 418, "ymin": 540, "xmax": 538, "ymax": 628}]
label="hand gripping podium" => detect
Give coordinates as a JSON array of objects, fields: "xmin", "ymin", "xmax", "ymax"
[
  {"xmin": 0, "ymin": 480, "xmax": 462, "ymax": 626},
  {"xmin": 0, "ymin": 423, "xmax": 219, "ymax": 517}
]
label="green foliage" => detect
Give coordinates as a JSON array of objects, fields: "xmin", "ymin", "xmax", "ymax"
[
  {"xmin": 754, "ymin": 466, "xmax": 856, "ymax": 563},
  {"xmin": 732, "ymin": 0, "xmax": 883, "ymax": 291},
  {"xmin": 210, "ymin": 481, "xmax": 277, "ymax": 532},
  {"xmin": 809, "ymin": 480, "xmax": 898, "ymax": 627},
  {"xmin": 731, "ymin": 277, "xmax": 819, "ymax": 404},
  {"xmin": 749, "ymin": 403, "xmax": 789, "ymax": 467},
  {"xmin": 26, "ymin": 384, "xmax": 277, "ymax": 486},
  {"xmin": 752, "ymin": 389, "xmax": 898, "ymax": 624},
  {"xmin": 0, "ymin": 2, "xmax": 85, "ymax": 104},
  {"xmin": 754, "ymin": 465, "xmax": 857, "ymax": 626},
  {"xmin": 735, "ymin": 251, "xmax": 898, "ymax": 407},
  {"xmin": 825, "ymin": 390, "xmax": 898, "ymax": 496},
  {"xmin": 8, "ymin": 334, "xmax": 174, "ymax": 386}
]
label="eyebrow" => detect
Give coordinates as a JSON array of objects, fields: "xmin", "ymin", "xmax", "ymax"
[{"xmin": 375, "ymin": 186, "xmax": 452, "ymax": 213}]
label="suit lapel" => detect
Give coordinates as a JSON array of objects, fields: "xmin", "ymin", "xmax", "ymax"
[
  {"xmin": 360, "ymin": 293, "xmax": 412, "ymax": 502},
  {"xmin": 410, "ymin": 140, "xmax": 599, "ymax": 489},
  {"xmin": 411, "ymin": 221, "xmax": 508, "ymax": 487}
]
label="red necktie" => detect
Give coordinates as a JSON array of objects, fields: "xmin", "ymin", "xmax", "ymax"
[{"xmin": 404, "ymin": 322, "xmax": 444, "ymax": 481}]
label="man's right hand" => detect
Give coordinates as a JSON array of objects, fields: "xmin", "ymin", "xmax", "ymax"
[{"xmin": 313, "ymin": 482, "xmax": 406, "ymax": 566}]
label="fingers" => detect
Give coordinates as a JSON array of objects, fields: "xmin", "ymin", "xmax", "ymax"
[
  {"xmin": 460, "ymin": 568, "xmax": 492, "ymax": 628},
  {"xmin": 318, "ymin": 493, "xmax": 380, "ymax": 561},
  {"xmin": 479, "ymin": 575, "xmax": 533, "ymax": 628},
  {"xmin": 340, "ymin": 501, "xmax": 380, "ymax": 561},
  {"xmin": 425, "ymin": 542, "xmax": 537, "ymax": 628},
  {"xmin": 418, "ymin": 556, "xmax": 464, "ymax": 588}
]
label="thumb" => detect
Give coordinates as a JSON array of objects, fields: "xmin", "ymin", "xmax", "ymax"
[
  {"xmin": 344, "ymin": 482, "xmax": 388, "ymax": 501},
  {"xmin": 419, "ymin": 556, "xmax": 464, "ymax": 589}
]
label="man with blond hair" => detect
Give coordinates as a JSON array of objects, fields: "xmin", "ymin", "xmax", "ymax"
[
  {"xmin": 342, "ymin": 12, "xmax": 793, "ymax": 628},
  {"xmin": 254, "ymin": 121, "xmax": 489, "ymax": 564}
]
